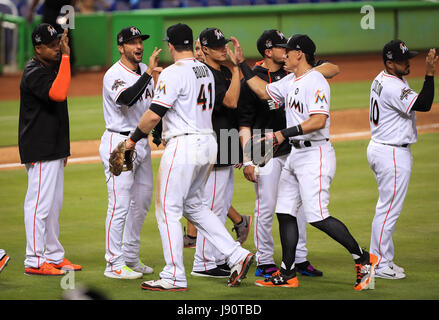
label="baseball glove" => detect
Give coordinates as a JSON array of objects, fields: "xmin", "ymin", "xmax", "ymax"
[
  {"xmin": 109, "ymin": 140, "xmax": 134, "ymax": 176},
  {"xmin": 243, "ymin": 132, "xmax": 279, "ymax": 166}
]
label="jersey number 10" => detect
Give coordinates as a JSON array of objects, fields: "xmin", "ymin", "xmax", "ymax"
[
  {"xmin": 370, "ymin": 97, "xmax": 379, "ymax": 126},
  {"xmin": 198, "ymin": 83, "xmax": 213, "ymax": 111}
]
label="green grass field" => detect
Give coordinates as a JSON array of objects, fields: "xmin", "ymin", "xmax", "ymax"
[
  {"xmin": 0, "ymin": 77, "xmax": 437, "ymax": 147},
  {"xmin": 1, "ymin": 133, "xmax": 438, "ymax": 300}
]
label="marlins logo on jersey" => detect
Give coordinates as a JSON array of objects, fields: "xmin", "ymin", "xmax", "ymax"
[
  {"xmin": 314, "ymin": 89, "xmax": 328, "ymax": 104},
  {"xmin": 112, "ymin": 79, "xmax": 126, "ymax": 91}
]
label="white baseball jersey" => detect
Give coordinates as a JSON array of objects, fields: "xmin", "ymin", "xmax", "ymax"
[
  {"xmin": 102, "ymin": 60, "xmax": 155, "ymax": 132},
  {"xmin": 369, "ymin": 71, "xmax": 418, "ymax": 145},
  {"xmin": 367, "ymin": 70, "xmax": 419, "ymax": 273},
  {"xmin": 151, "ymin": 58, "xmax": 215, "ymax": 141},
  {"xmin": 266, "ymin": 70, "xmax": 330, "ymax": 141},
  {"xmin": 100, "ymin": 59, "xmax": 155, "ymax": 273}
]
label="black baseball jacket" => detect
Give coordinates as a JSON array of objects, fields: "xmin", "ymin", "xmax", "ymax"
[
  {"xmin": 238, "ymin": 61, "xmax": 291, "ymax": 158},
  {"xmin": 18, "ymin": 57, "xmax": 70, "ymax": 164}
]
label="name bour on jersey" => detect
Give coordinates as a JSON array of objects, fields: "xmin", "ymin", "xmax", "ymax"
[{"xmin": 192, "ymin": 65, "xmax": 210, "ymax": 79}]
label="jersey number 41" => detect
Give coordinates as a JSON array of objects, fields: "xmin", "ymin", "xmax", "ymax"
[{"xmin": 198, "ymin": 83, "xmax": 213, "ymax": 111}]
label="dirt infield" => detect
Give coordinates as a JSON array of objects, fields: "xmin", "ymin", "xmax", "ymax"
[{"xmin": 1, "ymin": 52, "xmax": 437, "ymax": 168}]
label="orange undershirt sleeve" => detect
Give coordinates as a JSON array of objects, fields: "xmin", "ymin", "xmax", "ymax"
[{"xmin": 48, "ymin": 54, "xmax": 71, "ymax": 102}]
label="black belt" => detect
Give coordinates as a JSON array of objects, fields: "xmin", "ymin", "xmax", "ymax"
[
  {"xmin": 289, "ymin": 139, "xmax": 329, "ymax": 149},
  {"xmin": 382, "ymin": 143, "xmax": 409, "ymax": 148},
  {"xmin": 119, "ymin": 131, "xmax": 130, "ymax": 136}
]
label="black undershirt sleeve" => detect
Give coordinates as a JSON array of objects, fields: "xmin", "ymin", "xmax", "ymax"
[
  {"xmin": 149, "ymin": 103, "xmax": 169, "ymax": 118},
  {"xmin": 411, "ymin": 75, "xmax": 434, "ymax": 112},
  {"xmin": 116, "ymin": 72, "xmax": 152, "ymax": 107}
]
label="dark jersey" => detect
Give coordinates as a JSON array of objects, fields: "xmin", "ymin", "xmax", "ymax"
[
  {"xmin": 206, "ymin": 64, "xmax": 242, "ymax": 167},
  {"xmin": 238, "ymin": 61, "xmax": 291, "ymax": 158},
  {"xmin": 19, "ymin": 58, "xmax": 70, "ymax": 164}
]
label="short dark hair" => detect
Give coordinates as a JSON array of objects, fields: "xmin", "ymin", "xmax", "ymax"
[
  {"xmin": 305, "ymin": 53, "xmax": 315, "ymax": 67},
  {"xmin": 172, "ymin": 44, "xmax": 193, "ymax": 52}
]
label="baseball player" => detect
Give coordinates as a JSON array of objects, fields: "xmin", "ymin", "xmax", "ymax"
[
  {"xmin": 239, "ymin": 29, "xmax": 342, "ymax": 278},
  {"xmin": 0, "ymin": 249, "xmax": 9, "ymax": 273},
  {"xmin": 19, "ymin": 24, "xmax": 81, "ymax": 275},
  {"xmin": 190, "ymin": 27, "xmax": 247, "ymax": 278},
  {"xmin": 116, "ymin": 23, "xmax": 254, "ymax": 291},
  {"xmin": 368, "ymin": 41, "xmax": 437, "ymax": 279},
  {"xmin": 235, "ymin": 34, "xmax": 377, "ymax": 290},
  {"xmin": 179, "ymin": 36, "xmax": 251, "ymax": 250},
  {"xmin": 99, "ymin": 26, "xmax": 161, "ymax": 279}
]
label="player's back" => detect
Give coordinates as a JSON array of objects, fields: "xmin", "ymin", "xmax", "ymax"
[{"xmin": 152, "ymin": 58, "xmax": 215, "ymax": 141}]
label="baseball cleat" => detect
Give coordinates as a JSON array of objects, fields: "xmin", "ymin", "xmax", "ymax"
[
  {"xmin": 0, "ymin": 254, "xmax": 10, "ymax": 273},
  {"xmin": 104, "ymin": 266, "xmax": 143, "ymax": 279},
  {"xmin": 375, "ymin": 265, "xmax": 406, "ymax": 280},
  {"xmin": 191, "ymin": 266, "xmax": 230, "ymax": 278},
  {"xmin": 255, "ymin": 270, "xmax": 299, "ymax": 288},
  {"xmin": 391, "ymin": 263, "xmax": 405, "ymax": 274},
  {"xmin": 25, "ymin": 262, "xmax": 66, "ymax": 276},
  {"xmin": 255, "ymin": 264, "xmax": 279, "ymax": 278},
  {"xmin": 232, "ymin": 215, "xmax": 252, "ymax": 245},
  {"xmin": 228, "ymin": 252, "xmax": 255, "ymax": 287},
  {"xmin": 354, "ymin": 252, "xmax": 378, "ymax": 291},
  {"xmin": 295, "ymin": 261, "xmax": 323, "ymax": 277},
  {"xmin": 48, "ymin": 258, "xmax": 82, "ymax": 271},
  {"xmin": 217, "ymin": 263, "xmax": 231, "ymax": 273},
  {"xmin": 141, "ymin": 279, "xmax": 187, "ymax": 292},
  {"xmin": 126, "ymin": 260, "xmax": 153, "ymax": 274}
]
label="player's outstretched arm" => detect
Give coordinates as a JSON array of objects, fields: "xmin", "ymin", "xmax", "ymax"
[
  {"xmin": 270, "ymin": 114, "xmax": 328, "ymax": 146},
  {"xmin": 125, "ymin": 109, "xmax": 162, "ymax": 149},
  {"xmin": 314, "ymin": 62, "xmax": 340, "ymax": 79}
]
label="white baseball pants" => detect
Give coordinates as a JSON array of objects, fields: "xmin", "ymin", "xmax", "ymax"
[
  {"xmin": 193, "ymin": 165, "xmax": 235, "ymax": 272},
  {"xmin": 255, "ymin": 154, "xmax": 308, "ymax": 266},
  {"xmin": 156, "ymin": 134, "xmax": 249, "ymax": 288},
  {"xmin": 24, "ymin": 159, "xmax": 65, "ymax": 268},
  {"xmin": 367, "ymin": 140, "xmax": 412, "ymax": 271},
  {"xmin": 275, "ymin": 141, "xmax": 336, "ymax": 223},
  {"xmin": 99, "ymin": 130, "xmax": 153, "ymax": 272}
]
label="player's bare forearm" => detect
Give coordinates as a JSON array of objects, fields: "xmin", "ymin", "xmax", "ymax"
[
  {"xmin": 246, "ymin": 76, "xmax": 270, "ymax": 100},
  {"xmin": 223, "ymin": 66, "xmax": 241, "ymax": 108},
  {"xmin": 138, "ymin": 109, "xmax": 162, "ymax": 134},
  {"xmin": 315, "ymin": 62, "xmax": 340, "ymax": 79},
  {"xmin": 275, "ymin": 114, "xmax": 328, "ymax": 144},
  {"xmin": 239, "ymin": 126, "xmax": 252, "ymax": 162}
]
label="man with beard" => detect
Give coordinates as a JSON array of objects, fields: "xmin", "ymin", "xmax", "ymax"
[
  {"xmin": 367, "ymin": 41, "xmax": 437, "ymax": 279},
  {"xmin": 99, "ymin": 26, "xmax": 161, "ymax": 279}
]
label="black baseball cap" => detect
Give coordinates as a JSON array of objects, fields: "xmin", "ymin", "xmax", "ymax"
[
  {"xmin": 382, "ymin": 40, "xmax": 418, "ymax": 62},
  {"xmin": 279, "ymin": 34, "xmax": 316, "ymax": 56},
  {"xmin": 32, "ymin": 23, "xmax": 62, "ymax": 46},
  {"xmin": 117, "ymin": 26, "xmax": 149, "ymax": 45},
  {"xmin": 256, "ymin": 29, "xmax": 287, "ymax": 57},
  {"xmin": 199, "ymin": 28, "xmax": 230, "ymax": 48},
  {"xmin": 163, "ymin": 23, "xmax": 193, "ymax": 46}
]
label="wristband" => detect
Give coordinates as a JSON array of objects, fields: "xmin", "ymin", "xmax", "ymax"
[
  {"xmin": 238, "ymin": 61, "xmax": 256, "ymax": 81},
  {"xmin": 280, "ymin": 124, "xmax": 303, "ymax": 139},
  {"xmin": 130, "ymin": 126, "xmax": 148, "ymax": 143}
]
